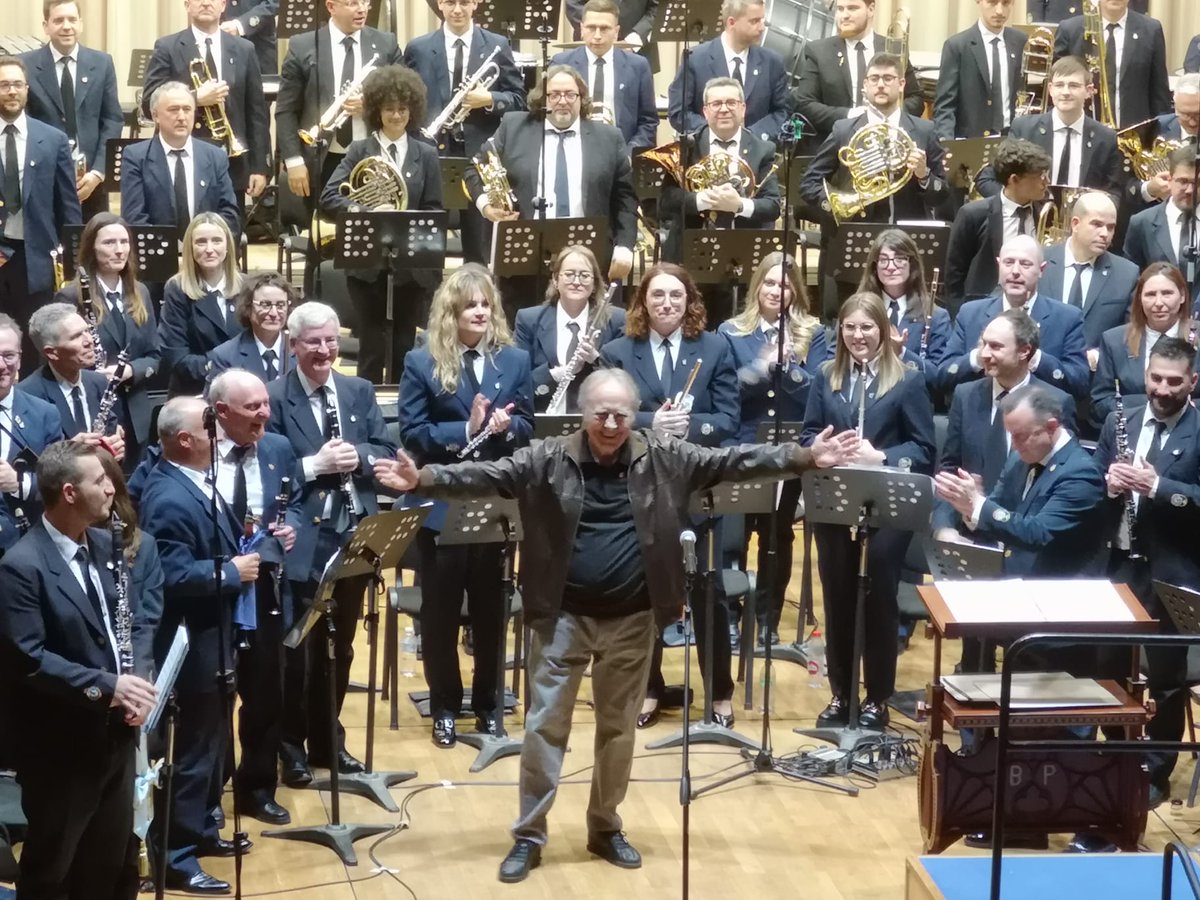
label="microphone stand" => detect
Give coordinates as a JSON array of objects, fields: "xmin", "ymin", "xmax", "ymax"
[
  {"xmin": 677, "ymin": 529, "xmax": 697, "ymax": 900},
  {"xmin": 1185, "ymin": 158, "xmax": 1200, "ymax": 315},
  {"xmin": 532, "ymin": 11, "xmax": 551, "ymax": 300},
  {"xmin": 203, "ymin": 406, "xmax": 246, "ymax": 899},
  {"xmin": 309, "ymin": 10, "xmax": 330, "ymax": 298}
]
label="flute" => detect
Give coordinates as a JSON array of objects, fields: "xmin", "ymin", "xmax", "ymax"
[
  {"xmin": 856, "ymin": 376, "xmax": 867, "ymax": 439},
  {"xmin": 459, "ymin": 401, "xmax": 516, "ymax": 459}
]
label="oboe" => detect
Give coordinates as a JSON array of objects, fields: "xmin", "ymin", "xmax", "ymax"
[
  {"xmin": 1112, "ymin": 378, "xmax": 1142, "ymax": 560},
  {"xmin": 268, "ymin": 476, "xmax": 290, "ymax": 617},
  {"xmin": 547, "ymin": 284, "xmax": 617, "ymax": 415},
  {"xmin": 91, "ymin": 350, "xmax": 130, "ymax": 434},
  {"xmin": 323, "ymin": 396, "xmax": 358, "ymax": 524}
]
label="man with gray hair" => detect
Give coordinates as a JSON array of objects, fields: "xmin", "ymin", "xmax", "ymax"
[
  {"xmin": 119, "ymin": 80, "xmax": 240, "ymax": 236},
  {"xmin": 373, "ymin": 367, "xmax": 861, "ymax": 883}
]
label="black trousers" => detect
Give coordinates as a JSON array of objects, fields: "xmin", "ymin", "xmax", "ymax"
[
  {"xmin": 347, "ymin": 272, "xmax": 431, "ymax": 384},
  {"xmin": 814, "ymin": 522, "xmax": 910, "ymax": 703},
  {"xmin": 460, "ymin": 202, "xmax": 489, "ymax": 266},
  {"xmin": 234, "ymin": 579, "xmax": 285, "ymax": 803},
  {"xmin": 747, "ymin": 478, "xmax": 804, "ymax": 630},
  {"xmin": 281, "ymin": 571, "xmax": 370, "ymax": 763},
  {"xmin": 0, "ymin": 248, "xmax": 52, "ymax": 377},
  {"xmin": 16, "ymin": 724, "xmax": 137, "ymax": 900},
  {"xmin": 416, "ymin": 527, "xmax": 505, "ymax": 719},
  {"xmin": 646, "ymin": 570, "xmax": 735, "ymax": 704}
]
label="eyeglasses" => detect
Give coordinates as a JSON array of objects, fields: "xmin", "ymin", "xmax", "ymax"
[
  {"xmin": 0, "ymin": 352, "xmax": 20, "ymax": 365},
  {"xmin": 864, "ymin": 74, "xmax": 898, "ymax": 85},
  {"xmin": 591, "ymin": 410, "xmax": 631, "ymax": 424},
  {"xmin": 547, "ymin": 91, "xmax": 580, "ymax": 102},
  {"xmin": 705, "ymin": 99, "xmax": 743, "ymax": 110},
  {"xmin": 560, "ymin": 270, "xmax": 594, "ymax": 284},
  {"xmin": 298, "ymin": 336, "xmax": 339, "ymax": 349},
  {"xmin": 253, "ymin": 300, "xmax": 289, "ymax": 311},
  {"xmin": 0, "ymin": 82, "xmax": 27, "ymax": 92},
  {"xmin": 840, "ymin": 323, "xmax": 878, "ymax": 335},
  {"xmin": 336, "ymin": 0, "xmax": 372, "ymax": 8},
  {"xmin": 876, "ymin": 255, "xmax": 910, "ymax": 270}
]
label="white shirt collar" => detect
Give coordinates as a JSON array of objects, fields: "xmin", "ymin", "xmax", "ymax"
[
  {"xmin": 758, "ymin": 317, "xmax": 782, "ymax": 335},
  {"xmin": 978, "ymin": 21, "xmax": 1004, "ymax": 42},
  {"xmin": 444, "ymin": 22, "xmax": 474, "ymax": 47},
  {"xmin": 0, "ymin": 391, "xmax": 13, "ymax": 413},
  {"xmin": 544, "ymin": 118, "xmax": 581, "ymax": 135},
  {"xmin": 1050, "ymin": 108, "xmax": 1083, "ymax": 134},
  {"xmin": 328, "ymin": 19, "xmax": 358, "ymax": 46},
  {"xmin": 1168, "ymin": 197, "xmax": 1196, "ymax": 224},
  {"xmin": 993, "ymin": 371, "xmax": 1031, "ymax": 403},
  {"xmin": 1003, "ymin": 290, "xmax": 1038, "ymax": 314},
  {"xmin": 4, "ymin": 113, "xmax": 27, "ymax": 137},
  {"xmin": 217, "ymin": 434, "xmax": 256, "ymax": 461},
  {"xmin": 191, "ymin": 25, "xmax": 220, "ymax": 53},
  {"xmin": 50, "ymin": 44, "xmax": 78, "ymax": 65},
  {"xmin": 586, "ymin": 45, "xmax": 616, "ymax": 67},
  {"xmin": 1146, "ymin": 402, "xmax": 1185, "ymax": 432},
  {"xmin": 51, "ymin": 365, "xmax": 83, "ymax": 390},
  {"xmin": 95, "ymin": 274, "xmax": 123, "ymax": 296},
  {"xmin": 720, "ymin": 32, "xmax": 749, "ymax": 62},
  {"xmin": 1036, "ymin": 427, "xmax": 1072, "ymax": 467},
  {"xmin": 843, "ymin": 33, "xmax": 871, "ymax": 53},
  {"xmin": 42, "ymin": 515, "xmax": 88, "ymax": 562},
  {"xmin": 1146, "ymin": 321, "xmax": 1181, "ymax": 346},
  {"xmin": 203, "ymin": 275, "xmax": 227, "ymax": 295},
  {"xmin": 710, "ymin": 129, "xmax": 740, "ymax": 150},
  {"xmin": 652, "ymin": 327, "xmax": 682, "ymax": 349},
  {"xmin": 1104, "ymin": 13, "xmax": 1128, "ymax": 31},
  {"xmin": 158, "ymin": 134, "xmax": 194, "ymax": 158},
  {"xmin": 556, "ymin": 302, "xmax": 589, "ymax": 331},
  {"xmin": 297, "ymin": 367, "xmax": 331, "ymax": 398},
  {"xmin": 168, "ymin": 459, "xmax": 212, "ymax": 492},
  {"xmin": 254, "ymin": 333, "xmax": 283, "ymax": 358}
]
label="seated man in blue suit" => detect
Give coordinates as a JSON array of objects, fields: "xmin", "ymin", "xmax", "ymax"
[
  {"xmin": 1124, "ymin": 146, "xmax": 1200, "ymax": 303},
  {"xmin": 119, "ymin": 81, "xmax": 240, "ymax": 238},
  {"xmin": 941, "ymin": 234, "xmax": 1090, "ymax": 400},
  {"xmin": 666, "ymin": 0, "xmax": 789, "ymax": 144},
  {"xmin": 551, "ymin": 0, "xmax": 657, "ymax": 153}
]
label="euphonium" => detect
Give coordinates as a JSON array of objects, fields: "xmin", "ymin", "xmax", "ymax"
[
  {"xmin": 1117, "ymin": 117, "xmax": 1187, "ymax": 182},
  {"xmin": 338, "ymin": 154, "xmax": 409, "ymax": 210},
  {"xmin": 188, "ymin": 58, "xmax": 247, "ymax": 158},
  {"xmin": 822, "ymin": 122, "xmax": 916, "ymax": 224},
  {"xmin": 299, "ymin": 53, "xmax": 380, "ymax": 146},
  {"xmin": 1083, "ymin": 1, "xmax": 1116, "ymax": 129},
  {"xmin": 1014, "ymin": 27, "xmax": 1055, "ymax": 118},
  {"xmin": 1035, "ymin": 185, "xmax": 1084, "ymax": 247},
  {"xmin": 466, "ymin": 149, "xmax": 517, "ymax": 213}
]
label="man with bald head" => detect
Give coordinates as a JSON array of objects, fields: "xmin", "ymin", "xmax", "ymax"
[
  {"xmin": 1042, "ymin": 191, "xmax": 1139, "ymax": 355},
  {"xmin": 941, "ymin": 234, "xmax": 1090, "ymax": 400}
]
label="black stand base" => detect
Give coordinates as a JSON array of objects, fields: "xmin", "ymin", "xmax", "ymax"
[
  {"xmin": 456, "ymin": 732, "xmax": 524, "ymax": 773},
  {"xmin": 695, "ymin": 746, "xmax": 860, "ymax": 798},
  {"xmin": 754, "ymin": 638, "xmax": 817, "ymax": 665},
  {"xmin": 794, "ymin": 723, "xmax": 884, "ymax": 752},
  {"xmin": 307, "ymin": 769, "xmax": 417, "ymax": 813},
  {"xmin": 646, "ymin": 720, "xmax": 761, "ymax": 751},
  {"xmin": 261, "ymin": 822, "xmax": 392, "ymax": 866}
]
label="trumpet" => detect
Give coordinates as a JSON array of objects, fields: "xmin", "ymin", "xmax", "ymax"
[
  {"xmin": 188, "ymin": 58, "xmax": 247, "ymax": 158},
  {"xmin": 68, "ymin": 138, "xmax": 88, "ymax": 181},
  {"xmin": 547, "ymin": 284, "xmax": 617, "ymax": 415},
  {"xmin": 422, "ymin": 46, "xmax": 502, "ymax": 140},
  {"xmin": 299, "ymin": 52, "xmax": 380, "ymax": 146}
]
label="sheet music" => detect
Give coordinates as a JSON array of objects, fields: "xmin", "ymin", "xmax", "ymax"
[
  {"xmin": 935, "ymin": 579, "xmax": 1135, "ymax": 624},
  {"xmin": 935, "ymin": 579, "xmax": 1043, "ymax": 622},
  {"xmin": 144, "ymin": 625, "xmax": 188, "ymax": 733}
]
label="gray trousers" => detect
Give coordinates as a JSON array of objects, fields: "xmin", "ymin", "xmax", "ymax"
[{"xmin": 513, "ymin": 608, "xmax": 656, "ymax": 845}]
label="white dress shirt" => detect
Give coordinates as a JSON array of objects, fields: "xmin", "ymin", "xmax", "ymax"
[
  {"xmin": 53, "ymin": 369, "xmax": 92, "ymax": 430},
  {"xmin": 443, "ymin": 23, "xmax": 475, "ymax": 86},
  {"xmin": 585, "ymin": 46, "xmax": 617, "ymax": 125},
  {"xmin": 44, "ymin": 516, "xmax": 120, "ymax": 672},
  {"xmin": 328, "ymin": 20, "xmax": 368, "ymax": 147},
  {"xmin": 377, "ymin": 132, "xmax": 408, "ymax": 170},
  {"xmin": 651, "ymin": 327, "xmax": 683, "ymax": 381},
  {"xmin": 159, "ymin": 135, "xmax": 197, "ymax": 222},
  {"xmin": 1142, "ymin": 321, "xmax": 1181, "ymax": 367},
  {"xmin": 191, "ymin": 25, "xmax": 223, "ymax": 81},
  {"xmin": 1, "ymin": 113, "xmax": 28, "ymax": 241},
  {"xmin": 843, "ymin": 36, "xmax": 871, "ymax": 105},
  {"xmin": 541, "ymin": 120, "xmax": 584, "ymax": 218},
  {"xmin": 1000, "ymin": 189, "xmax": 1033, "ymax": 242},
  {"xmin": 555, "ymin": 302, "xmax": 589, "ymax": 367},
  {"xmin": 990, "ymin": 373, "xmax": 1032, "ymax": 457},
  {"xmin": 216, "ymin": 435, "xmax": 264, "ymax": 518},
  {"xmin": 1103, "ymin": 14, "xmax": 1127, "ymax": 124},
  {"xmin": 1112, "ymin": 403, "xmax": 1182, "ymax": 548},
  {"xmin": 254, "ymin": 332, "xmax": 285, "ymax": 363},
  {"xmin": 1061, "ymin": 241, "xmax": 1095, "ymax": 308},
  {"xmin": 1050, "ymin": 109, "xmax": 1084, "ymax": 187},
  {"xmin": 297, "ymin": 369, "xmax": 363, "ymax": 515},
  {"xmin": 978, "ymin": 22, "xmax": 1011, "ymax": 129}
]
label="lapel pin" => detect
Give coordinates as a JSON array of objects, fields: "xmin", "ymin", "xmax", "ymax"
[
  {"xmin": 106, "ymin": 560, "xmax": 115, "ymax": 571},
  {"xmin": 268, "ymin": 462, "xmax": 276, "ymax": 470},
  {"xmin": 1172, "ymin": 448, "xmax": 1182, "ymax": 457},
  {"xmin": 619, "ymin": 82, "xmax": 625, "ymax": 90},
  {"xmin": 29, "ymin": 160, "xmax": 35, "ymax": 167},
  {"xmin": 752, "ymin": 68, "xmax": 759, "ymax": 77},
  {"xmin": 1038, "ymin": 125, "xmax": 1046, "ymax": 135},
  {"xmin": 350, "ymin": 414, "xmax": 358, "ymax": 422},
  {"xmin": 200, "ymin": 179, "xmax": 207, "ymax": 187},
  {"xmin": 1049, "ymin": 463, "xmax": 1057, "ymax": 473},
  {"xmin": 81, "ymin": 76, "xmax": 88, "ymax": 84},
  {"xmin": 494, "ymin": 380, "xmax": 501, "ymax": 389},
  {"xmin": 1132, "ymin": 32, "xmax": 1139, "ymax": 40},
  {"xmin": 14, "ymin": 415, "xmax": 23, "ymax": 429}
]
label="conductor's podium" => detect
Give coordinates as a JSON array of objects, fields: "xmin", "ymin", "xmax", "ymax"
[{"xmin": 914, "ymin": 580, "xmax": 1158, "ymax": 853}]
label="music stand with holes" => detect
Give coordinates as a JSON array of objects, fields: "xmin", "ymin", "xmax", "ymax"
[
  {"xmin": 334, "ymin": 210, "xmax": 448, "ymax": 382},
  {"xmin": 492, "ymin": 217, "xmax": 611, "ymax": 273},
  {"xmin": 1152, "ymin": 581, "xmax": 1200, "ymax": 808},
  {"xmin": 925, "ymin": 539, "xmax": 1005, "ymax": 581},
  {"xmin": 265, "ymin": 507, "xmax": 426, "ymax": 864},
  {"xmin": 60, "ymin": 224, "xmax": 177, "ymax": 282},
  {"xmin": 940, "ymin": 136, "xmax": 1003, "ymax": 193},
  {"xmin": 795, "ymin": 465, "xmax": 933, "ymax": 751},
  {"xmin": 683, "ymin": 228, "xmax": 785, "ymax": 326},
  {"xmin": 476, "ymin": 0, "xmax": 562, "ymax": 48},
  {"xmin": 829, "ymin": 222, "xmax": 950, "ymax": 286},
  {"xmin": 633, "ymin": 153, "xmax": 667, "ymax": 204},
  {"xmin": 104, "ymin": 139, "xmax": 144, "ymax": 195},
  {"xmin": 533, "ymin": 414, "xmax": 581, "ymax": 438},
  {"xmin": 127, "ymin": 49, "xmax": 153, "ymax": 87},
  {"xmin": 439, "ymin": 158, "xmax": 471, "ymax": 211},
  {"xmin": 277, "ymin": 0, "xmax": 322, "ymax": 37},
  {"xmin": 435, "ymin": 497, "xmax": 526, "ymax": 772}
]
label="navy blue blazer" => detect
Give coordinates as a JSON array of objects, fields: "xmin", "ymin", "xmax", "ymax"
[
  {"xmin": 399, "ymin": 344, "xmax": 534, "ymax": 530},
  {"xmin": 158, "ymin": 278, "xmax": 240, "ymax": 395},
  {"xmin": 896, "ymin": 305, "xmax": 953, "ymax": 391},
  {"xmin": 1040, "ymin": 246, "xmax": 1137, "ymax": 348},
  {"xmin": 139, "ymin": 461, "xmax": 241, "ymax": 695},
  {"xmin": 550, "ymin": 46, "xmax": 657, "ymax": 151},
  {"xmin": 53, "ymin": 282, "xmax": 161, "ymax": 444},
  {"xmin": 16, "ymin": 365, "xmax": 123, "ymax": 442},
  {"xmin": 940, "ymin": 294, "xmax": 1090, "ymax": 399},
  {"xmin": 599, "ymin": 331, "xmax": 740, "ymax": 447},
  {"xmin": 206, "ymin": 329, "xmax": 294, "ymax": 385},
  {"xmin": 1096, "ymin": 402, "xmax": 1200, "ymax": 591},
  {"xmin": 0, "ymin": 390, "xmax": 65, "ymax": 523},
  {"xmin": 119, "ymin": 138, "xmax": 240, "ymax": 236},
  {"xmin": 0, "ymin": 117, "xmax": 81, "ymax": 295},
  {"xmin": 667, "ymin": 39, "xmax": 790, "ymax": 142},
  {"xmin": 801, "ymin": 365, "xmax": 936, "ymax": 474},
  {"xmin": 1090, "ymin": 324, "xmax": 1200, "ymax": 431},
  {"xmin": 1123, "ymin": 203, "xmax": 1200, "ymax": 303},
  {"xmin": 402, "ymin": 27, "xmax": 526, "ymax": 157},
  {"xmin": 129, "ymin": 533, "xmax": 165, "ymax": 676},
  {"xmin": 718, "ymin": 320, "xmax": 828, "ymax": 444},
  {"xmin": 20, "ymin": 44, "xmax": 124, "ymax": 177},
  {"xmin": 513, "ymin": 304, "xmax": 626, "ymax": 413},
  {"xmin": 974, "ymin": 437, "xmax": 1106, "ymax": 577},
  {"xmin": 267, "ymin": 370, "xmax": 398, "ymax": 580},
  {"xmin": 223, "ymin": 0, "xmax": 279, "ymax": 74},
  {"xmin": 943, "ymin": 192, "xmax": 1006, "ymax": 314},
  {"xmin": 0, "ymin": 499, "xmax": 19, "ymax": 555}
]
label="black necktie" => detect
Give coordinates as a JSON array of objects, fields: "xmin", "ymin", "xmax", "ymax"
[
  {"xmin": 60, "ymin": 57, "xmax": 77, "ymax": 142},
  {"xmin": 985, "ymin": 388, "xmax": 1010, "ymax": 487},
  {"xmin": 169, "ymin": 149, "xmax": 189, "ymax": 234},
  {"xmin": 262, "ymin": 348, "xmax": 278, "ymax": 381},
  {"xmin": 990, "ymin": 37, "xmax": 1004, "ymax": 134},
  {"xmin": 660, "ymin": 337, "xmax": 674, "ymax": 395},
  {"xmin": 889, "ymin": 301, "xmax": 902, "ymax": 330},
  {"xmin": 230, "ymin": 444, "xmax": 250, "ymax": 525},
  {"xmin": 1016, "ymin": 204, "xmax": 1033, "ymax": 236},
  {"xmin": 732, "ymin": 56, "xmax": 744, "ymax": 86},
  {"xmin": 1058, "ymin": 127, "xmax": 1073, "ymax": 185},
  {"xmin": 204, "ymin": 37, "xmax": 218, "ymax": 82},
  {"xmin": 386, "ymin": 142, "xmax": 399, "ymax": 165},
  {"xmin": 70, "ymin": 385, "xmax": 87, "ymax": 434},
  {"xmin": 318, "ymin": 386, "xmax": 333, "ymax": 440},
  {"xmin": 1145, "ymin": 418, "xmax": 1167, "ymax": 468},
  {"xmin": 338, "ymin": 35, "xmax": 356, "ymax": 147},
  {"xmin": 593, "ymin": 57, "xmax": 605, "ymax": 103},
  {"xmin": 765, "ymin": 326, "xmax": 779, "ymax": 344},
  {"xmin": 1068, "ymin": 262, "xmax": 1088, "ymax": 309},
  {"xmin": 1024, "ymin": 462, "xmax": 1045, "ymax": 499},
  {"xmin": 3, "ymin": 124, "xmax": 20, "ymax": 216},
  {"xmin": 1105, "ymin": 24, "xmax": 1118, "ymax": 113},
  {"xmin": 463, "ymin": 348, "xmax": 481, "ymax": 395},
  {"xmin": 74, "ymin": 546, "xmax": 108, "ymax": 624},
  {"xmin": 554, "ymin": 130, "xmax": 574, "ymax": 218},
  {"xmin": 105, "ymin": 291, "xmax": 127, "ymax": 345},
  {"xmin": 452, "ymin": 38, "xmax": 465, "ymax": 90},
  {"xmin": 714, "ymin": 138, "xmax": 735, "ymax": 151},
  {"xmin": 854, "ymin": 41, "xmax": 867, "ymax": 101},
  {"xmin": 564, "ymin": 321, "xmax": 580, "ymax": 364}
]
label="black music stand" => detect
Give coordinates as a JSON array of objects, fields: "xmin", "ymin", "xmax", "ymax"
[
  {"xmin": 476, "ymin": 0, "xmax": 562, "ymax": 48},
  {"xmin": 795, "ymin": 465, "xmax": 933, "ymax": 751},
  {"xmin": 103, "ymin": 138, "xmax": 144, "ymax": 196},
  {"xmin": 277, "ymin": 0, "xmax": 322, "ymax": 37},
  {"xmin": 127, "ymin": 49, "xmax": 153, "ymax": 87},
  {"xmin": 533, "ymin": 414, "xmax": 581, "ymax": 438},
  {"xmin": 925, "ymin": 538, "xmax": 1005, "ymax": 581},
  {"xmin": 266, "ymin": 507, "xmax": 426, "ymax": 865},
  {"xmin": 146, "ymin": 625, "xmax": 188, "ymax": 900},
  {"xmin": 306, "ymin": 510, "xmax": 426, "ymax": 812},
  {"xmin": 335, "ymin": 210, "xmax": 448, "ymax": 382},
  {"xmin": 437, "ymin": 497, "xmax": 526, "ymax": 772},
  {"xmin": 60, "ymin": 224, "xmax": 177, "ymax": 282},
  {"xmin": 829, "ymin": 222, "xmax": 950, "ymax": 286},
  {"xmin": 492, "ymin": 216, "xmax": 611, "ymax": 273},
  {"xmin": 1153, "ymin": 581, "xmax": 1200, "ymax": 809},
  {"xmin": 940, "ymin": 136, "xmax": 1002, "ymax": 193},
  {"xmin": 654, "ymin": 0, "xmax": 722, "ymax": 47},
  {"xmin": 439, "ymin": 158, "xmax": 471, "ymax": 211},
  {"xmin": 632, "ymin": 152, "xmax": 667, "ymax": 204},
  {"xmin": 683, "ymin": 229, "xmax": 786, "ymax": 324}
]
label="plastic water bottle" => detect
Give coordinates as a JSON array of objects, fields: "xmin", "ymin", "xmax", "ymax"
[
  {"xmin": 806, "ymin": 629, "xmax": 826, "ymax": 690},
  {"xmin": 400, "ymin": 625, "xmax": 419, "ymax": 678}
]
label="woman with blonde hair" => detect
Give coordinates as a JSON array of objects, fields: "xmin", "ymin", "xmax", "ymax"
[
  {"xmin": 802, "ymin": 292, "xmax": 935, "ymax": 730},
  {"xmin": 398, "ymin": 263, "xmax": 534, "ymax": 748},
  {"xmin": 158, "ymin": 212, "xmax": 244, "ymax": 394}
]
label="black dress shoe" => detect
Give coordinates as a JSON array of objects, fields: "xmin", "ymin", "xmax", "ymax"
[
  {"xmin": 280, "ymin": 756, "xmax": 313, "ymax": 788},
  {"xmin": 816, "ymin": 696, "xmax": 848, "ymax": 727},
  {"xmin": 433, "ymin": 715, "xmax": 457, "ymax": 747},
  {"xmin": 336, "ymin": 750, "xmax": 365, "ymax": 774},
  {"xmin": 241, "ymin": 798, "xmax": 291, "ymax": 825},
  {"xmin": 165, "ymin": 870, "xmax": 231, "ymax": 894},
  {"xmin": 636, "ymin": 703, "xmax": 660, "ymax": 729},
  {"xmin": 498, "ymin": 838, "xmax": 541, "ymax": 883},
  {"xmin": 1148, "ymin": 782, "xmax": 1169, "ymax": 810},
  {"xmin": 859, "ymin": 699, "xmax": 890, "ymax": 729},
  {"xmin": 475, "ymin": 711, "xmax": 500, "ymax": 735},
  {"xmin": 1066, "ymin": 833, "xmax": 1118, "ymax": 854},
  {"xmin": 712, "ymin": 710, "xmax": 735, "ymax": 728},
  {"xmin": 586, "ymin": 831, "xmax": 642, "ymax": 869},
  {"xmin": 197, "ymin": 836, "xmax": 252, "ymax": 858}
]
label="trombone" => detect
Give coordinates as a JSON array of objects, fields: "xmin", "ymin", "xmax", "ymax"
[{"xmin": 188, "ymin": 58, "xmax": 247, "ymax": 158}]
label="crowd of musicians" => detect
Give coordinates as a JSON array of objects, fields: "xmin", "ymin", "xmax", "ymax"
[{"xmin": 0, "ymin": 0, "xmax": 1198, "ymax": 895}]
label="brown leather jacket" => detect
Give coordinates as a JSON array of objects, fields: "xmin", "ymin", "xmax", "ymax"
[{"xmin": 415, "ymin": 430, "xmax": 817, "ymax": 630}]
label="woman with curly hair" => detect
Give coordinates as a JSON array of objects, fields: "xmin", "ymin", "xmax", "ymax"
[
  {"xmin": 321, "ymin": 64, "xmax": 443, "ymax": 384},
  {"xmin": 398, "ymin": 263, "xmax": 534, "ymax": 748},
  {"xmin": 600, "ymin": 262, "xmax": 740, "ymax": 729},
  {"xmin": 206, "ymin": 273, "xmax": 299, "ymax": 384}
]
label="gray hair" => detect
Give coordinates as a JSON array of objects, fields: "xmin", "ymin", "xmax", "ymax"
[
  {"xmin": 28, "ymin": 302, "xmax": 78, "ymax": 354},
  {"xmin": 287, "ymin": 300, "xmax": 339, "ymax": 335},
  {"xmin": 149, "ymin": 80, "xmax": 194, "ymax": 114},
  {"xmin": 703, "ymin": 76, "xmax": 744, "ymax": 103},
  {"xmin": 1177, "ymin": 73, "xmax": 1200, "ymax": 96},
  {"xmin": 720, "ymin": 0, "xmax": 763, "ymax": 19},
  {"xmin": 578, "ymin": 368, "xmax": 640, "ymax": 416},
  {"xmin": 1000, "ymin": 383, "xmax": 1063, "ymax": 424},
  {"xmin": 208, "ymin": 368, "xmax": 262, "ymax": 405},
  {"xmin": 0, "ymin": 312, "xmax": 22, "ymax": 345},
  {"xmin": 157, "ymin": 396, "xmax": 207, "ymax": 445}
]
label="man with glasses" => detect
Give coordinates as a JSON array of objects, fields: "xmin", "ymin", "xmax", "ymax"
[
  {"xmin": 265, "ymin": 301, "xmax": 396, "ymax": 787},
  {"xmin": 371, "ymin": 366, "xmax": 861, "ymax": 883},
  {"xmin": 1124, "ymin": 147, "xmax": 1200, "ymax": 304},
  {"xmin": 1126, "ymin": 75, "xmax": 1200, "ymax": 217}
]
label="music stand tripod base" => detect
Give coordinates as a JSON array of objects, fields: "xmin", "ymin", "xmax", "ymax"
[
  {"xmin": 793, "ymin": 722, "xmax": 885, "ymax": 752},
  {"xmin": 308, "ymin": 769, "xmax": 417, "ymax": 814},
  {"xmin": 646, "ymin": 720, "xmax": 762, "ymax": 752},
  {"xmin": 456, "ymin": 731, "xmax": 525, "ymax": 773},
  {"xmin": 260, "ymin": 822, "xmax": 392, "ymax": 867}
]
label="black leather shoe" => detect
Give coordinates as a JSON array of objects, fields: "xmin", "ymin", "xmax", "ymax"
[
  {"xmin": 197, "ymin": 836, "xmax": 252, "ymax": 858},
  {"xmin": 280, "ymin": 755, "xmax": 313, "ymax": 788},
  {"xmin": 636, "ymin": 703, "xmax": 660, "ymax": 729},
  {"xmin": 336, "ymin": 750, "xmax": 365, "ymax": 774},
  {"xmin": 498, "ymin": 838, "xmax": 541, "ymax": 883},
  {"xmin": 586, "ymin": 831, "xmax": 642, "ymax": 869},
  {"xmin": 712, "ymin": 710, "xmax": 735, "ymax": 728},
  {"xmin": 166, "ymin": 870, "xmax": 231, "ymax": 894},
  {"xmin": 1148, "ymin": 783, "xmax": 1169, "ymax": 810},
  {"xmin": 1066, "ymin": 833, "xmax": 1118, "ymax": 854},
  {"xmin": 816, "ymin": 696, "xmax": 848, "ymax": 727},
  {"xmin": 859, "ymin": 699, "xmax": 890, "ymax": 729},
  {"xmin": 241, "ymin": 798, "xmax": 291, "ymax": 825},
  {"xmin": 433, "ymin": 715, "xmax": 457, "ymax": 747},
  {"xmin": 475, "ymin": 711, "xmax": 500, "ymax": 735}
]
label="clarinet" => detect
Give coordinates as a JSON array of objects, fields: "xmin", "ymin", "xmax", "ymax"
[
  {"xmin": 110, "ymin": 512, "xmax": 135, "ymax": 678},
  {"xmin": 323, "ymin": 396, "xmax": 358, "ymax": 524},
  {"xmin": 268, "ymin": 476, "xmax": 290, "ymax": 617},
  {"xmin": 77, "ymin": 269, "xmax": 107, "ymax": 370},
  {"xmin": 91, "ymin": 350, "xmax": 130, "ymax": 434},
  {"xmin": 1112, "ymin": 379, "xmax": 1142, "ymax": 560}
]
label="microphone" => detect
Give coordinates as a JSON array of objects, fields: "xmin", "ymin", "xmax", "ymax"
[
  {"xmin": 680, "ymin": 529, "xmax": 697, "ymax": 576},
  {"xmin": 202, "ymin": 405, "xmax": 218, "ymax": 436}
]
